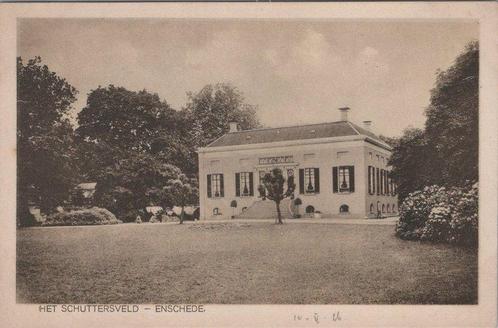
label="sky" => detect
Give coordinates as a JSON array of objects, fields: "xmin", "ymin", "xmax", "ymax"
[{"xmin": 18, "ymin": 19, "xmax": 478, "ymax": 137}]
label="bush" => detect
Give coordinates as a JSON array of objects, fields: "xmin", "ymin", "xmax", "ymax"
[
  {"xmin": 43, "ymin": 207, "xmax": 122, "ymax": 226},
  {"xmin": 395, "ymin": 183, "xmax": 478, "ymax": 246}
]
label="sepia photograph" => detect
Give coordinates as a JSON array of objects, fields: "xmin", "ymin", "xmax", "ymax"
[
  {"xmin": 16, "ymin": 17, "xmax": 479, "ymax": 305},
  {"xmin": 1, "ymin": 2, "xmax": 497, "ymax": 327}
]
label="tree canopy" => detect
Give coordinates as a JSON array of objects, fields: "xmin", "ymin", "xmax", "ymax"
[
  {"xmin": 424, "ymin": 41, "xmax": 478, "ymax": 185},
  {"xmin": 183, "ymin": 83, "xmax": 261, "ymax": 148},
  {"xmin": 389, "ymin": 41, "xmax": 479, "ymax": 201},
  {"xmin": 17, "ymin": 57, "xmax": 80, "ymax": 219}
]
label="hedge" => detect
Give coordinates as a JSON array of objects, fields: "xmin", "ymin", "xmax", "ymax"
[{"xmin": 43, "ymin": 207, "xmax": 122, "ymax": 226}]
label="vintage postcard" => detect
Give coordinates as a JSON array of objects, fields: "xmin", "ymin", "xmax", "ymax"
[{"xmin": 0, "ymin": 2, "xmax": 496, "ymax": 327}]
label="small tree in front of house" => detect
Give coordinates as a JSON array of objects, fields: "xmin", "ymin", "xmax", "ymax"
[
  {"xmin": 230, "ymin": 200, "xmax": 237, "ymax": 219},
  {"xmin": 258, "ymin": 168, "xmax": 296, "ymax": 224},
  {"xmin": 163, "ymin": 177, "xmax": 198, "ymax": 224}
]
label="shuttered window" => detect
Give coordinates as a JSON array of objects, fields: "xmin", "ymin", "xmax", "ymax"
[
  {"xmin": 299, "ymin": 168, "xmax": 319, "ymax": 194},
  {"xmin": 207, "ymin": 174, "xmax": 224, "ymax": 198},
  {"xmin": 333, "ymin": 166, "xmax": 355, "ymax": 193},
  {"xmin": 368, "ymin": 166, "xmax": 374, "ymax": 195},
  {"xmin": 376, "ymin": 168, "xmax": 380, "ymax": 195},
  {"xmin": 235, "ymin": 172, "xmax": 253, "ymax": 197}
]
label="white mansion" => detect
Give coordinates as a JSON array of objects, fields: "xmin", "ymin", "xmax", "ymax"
[{"xmin": 197, "ymin": 108, "xmax": 398, "ymax": 220}]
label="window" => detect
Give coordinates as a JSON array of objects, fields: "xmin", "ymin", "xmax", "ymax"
[
  {"xmin": 339, "ymin": 204, "xmax": 349, "ymax": 213},
  {"xmin": 242, "ymin": 207, "xmax": 248, "ymax": 212},
  {"xmin": 380, "ymin": 169, "xmax": 385, "ymax": 195},
  {"xmin": 370, "ymin": 203, "xmax": 375, "ymax": 214},
  {"xmin": 304, "ymin": 168, "xmax": 315, "ymax": 193},
  {"xmin": 376, "ymin": 155, "xmax": 380, "ymax": 161},
  {"xmin": 235, "ymin": 172, "xmax": 253, "ymax": 197},
  {"xmin": 207, "ymin": 174, "xmax": 224, "ymax": 198},
  {"xmin": 305, "ymin": 205, "xmax": 315, "ymax": 213},
  {"xmin": 382, "ymin": 204, "xmax": 385, "ymax": 213},
  {"xmin": 299, "ymin": 168, "xmax": 320, "ymax": 194},
  {"xmin": 376, "ymin": 168, "xmax": 380, "ymax": 195},
  {"xmin": 333, "ymin": 166, "xmax": 355, "ymax": 193},
  {"xmin": 368, "ymin": 166, "xmax": 375, "ymax": 195},
  {"xmin": 213, "ymin": 208, "xmax": 220, "ymax": 215}
]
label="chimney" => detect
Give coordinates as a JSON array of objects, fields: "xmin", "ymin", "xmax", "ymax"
[
  {"xmin": 362, "ymin": 120, "xmax": 372, "ymax": 131},
  {"xmin": 339, "ymin": 107, "xmax": 350, "ymax": 121},
  {"xmin": 229, "ymin": 122, "xmax": 238, "ymax": 133}
]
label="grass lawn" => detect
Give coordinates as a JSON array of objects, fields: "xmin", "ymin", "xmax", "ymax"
[{"xmin": 17, "ymin": 222, "xmax": 477, "ymax": 304}]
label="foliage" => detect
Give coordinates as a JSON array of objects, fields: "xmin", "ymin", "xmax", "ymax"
[
  {"xmin": 389, "ymin": 41, "xmax": 478, "ymax": 201},
  {"xmin": 258, "ymin": 168, "xmax": 296, "ymax": 224},
  {"xmin": 18, "ymin": 211, "xmax": 40, "ymax": 228},
  {"xmin": 389, "ymin": 128, "xmax": 435, "ymax": 202},
  {"xmin": 183, "ymin": 83, "xmax": 261, "ymax": 148},
  {"xmin": 424, "ymin": 41, "xmax": 478, "ymax": 186},
  {"xmin": 17, "ymin": 57, "xmax": 80, "ymax": 214},
  {"xmin": 396, "ymin": 183, "xmax": 478, "ymax": 246},
  {"xmin": 162, "ymin": 177, "xmax": 199, "ymax": 224},
  {"xmin": 43, "ymin": 207, "xmax": 121, "ymax": 226},
  {"xmin": 92, "ymin": 153, "xmax": 188, "ymax": 219},
  {"xmin": 77, "ymin": 85, "xmax": 177, "ymax": 153}
]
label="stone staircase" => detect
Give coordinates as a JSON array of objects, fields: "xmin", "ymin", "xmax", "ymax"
[{"xmin": 235, "ymin": 199, "xmax": 293, "ymax": 220}]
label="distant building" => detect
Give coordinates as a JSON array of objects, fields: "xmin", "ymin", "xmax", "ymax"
[
  {"xmin": 197, "ymin": 108, "xmax": 398, "ymax": 220},
  {"xmin": 71, "ymin": 182, "xmax": 97, "ymax": 206}
]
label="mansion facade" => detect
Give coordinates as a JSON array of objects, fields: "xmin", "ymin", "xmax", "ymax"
[{"xmin": 197, "ymin": 108, "xmax": 398, "ymax": 220}]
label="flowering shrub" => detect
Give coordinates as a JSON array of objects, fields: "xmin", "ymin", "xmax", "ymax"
[{"xmin": 396, "ymin": 183, "xmax": 478, "ymax": 247}]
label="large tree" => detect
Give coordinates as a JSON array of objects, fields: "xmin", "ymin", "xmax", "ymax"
[
  {"xmin": 389, "ymin": 128, "xmax": 434, "ymax": 202},
  {"xmin": 76, "ymin": 85, "xmax": 196, "ymax": 177},
  {"xmin": 77, "ymin": 85, "xmax": 179, "ymax": 153},
  {"xmin": 389, "ymin": 41, "xmax": 479, "ymax": 201},
  {"xmin": 424, "ymin": 41, "xmax": 478, "ymax": 186},
  {"xmin": 93, "ymin": 152, "xmax": 191, "ymax": 222},
  {"xmin": 183, "ymin": 83, "xmax": 261, "ymax": 148},
  {"xmin": 17, "ymin": 57, "xmax": 80, "ymax": 220}
]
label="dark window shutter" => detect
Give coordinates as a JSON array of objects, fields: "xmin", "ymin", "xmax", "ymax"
[
  {"xmin": 235, "ymin": 173, "xmax": 240, "ymax": 197},
  {"xmin": 386, "ymin": 172, "xmax": 389, "ymax": 195},
  {"xmin": 332, "ymin": 167, "xmax": 338, "ymax": 193},
  {"xmin": 380, "ymin": 169, "xmax": 385, "ymax": 195},
  {"xmin": 383, "ymin": 170, "xmax": 387, "ymax": 195},
  {"xmin": 349, "ymin": 166, "xmax": 355, "ymax": 192},
  {"xmin": 376, "ymin": 168, "xmax": 380, "ymax": 195},
  {"xmin": 299, "ymin": 169, "xmax": 304, "ymax": 194},
  {"xmin": 314, "ymin": 168, "xmax": 320, "ymax": 193},
  {"xmin": 368, "ymin": 166, "xmax": 372, "ymax": 194},
  {"xmin": 372, "ymin": 167, "xmax": 375, "ymax": 194},
  {"xmin": 207, "ymin": 174, "xmax": 212, "ymax": 198},
  {"xmin": 220, "ymin": 174, "xmax": 224, "ymax": 197},
  {"xmin": 249, "ymin": 172, "xmax": 254, "ymax": 196}
]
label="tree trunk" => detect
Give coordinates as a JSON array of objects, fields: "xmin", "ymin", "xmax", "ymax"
[
  {"xmin": 179, "ymin": 206, "xmax": 184, "ymax": 224},
  {"xmin": 276, "ymin": 201, "xmax": 283, "ymax": 224}
]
